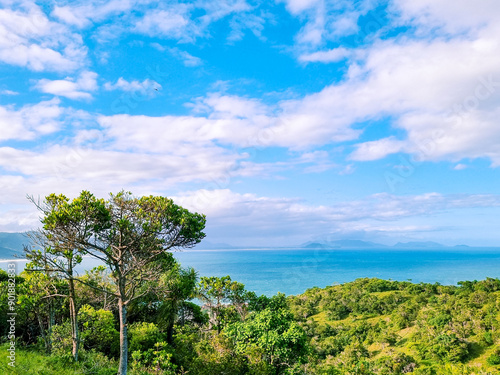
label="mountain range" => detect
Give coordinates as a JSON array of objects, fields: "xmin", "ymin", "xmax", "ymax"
[
  {"xmin": 0, "ymin": 232, "xmax": 476, "ymax": 259},
  {"xmin": 0, "ymin": 232, "xmax": 31, "ymax": 259},
  {"xmin": 300, "ymin": 240, "xmax": 469, "ymax": 250}
]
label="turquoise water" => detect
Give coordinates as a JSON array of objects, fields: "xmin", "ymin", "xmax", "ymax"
[
  {"xmin": 173, "ymin": 248, "xmax": 500, "ymax": 296},
  {"xmin": 3, "ymin": 248, "xmax": 500, "ymax": 297}
]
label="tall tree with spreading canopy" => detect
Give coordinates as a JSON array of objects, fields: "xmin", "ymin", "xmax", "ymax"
[
  {"xmin": 30, "ymin": 190, "xmax": 206, "ymax": 375},
  {"xmin": 25, "ymin": 192, "xmax": 105, "ymax": 361}
]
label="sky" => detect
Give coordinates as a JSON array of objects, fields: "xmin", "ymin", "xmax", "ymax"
[{"xmin": 0, "ymin": 0, "xmax": 500, "ymax": 248}]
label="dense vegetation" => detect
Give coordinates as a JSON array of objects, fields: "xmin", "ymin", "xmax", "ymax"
[
  {"xmin": 2, "ymin": 190, "xmax": 499, "ymax": 374},
  {"xmin": 1, "ymin": 263, "xmax": 500, "ymax": 375}
]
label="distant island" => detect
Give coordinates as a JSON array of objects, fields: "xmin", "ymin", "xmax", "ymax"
[
  {"xmin": 0, "ymin": 232, "xmax": 29, "ymax": 259},
  {"xmin": 300, "ymin": 239, "xmax": 471, "ymax": 250},
  {"xmin": 196, "ymin": 239, "xmax": 473, "ymax": 251},
  {"xmin": 0, "ymin": 232, "xmax": 481, "ymax": 259}
]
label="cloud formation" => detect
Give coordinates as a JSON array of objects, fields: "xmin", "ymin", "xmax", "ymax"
[
  {"xmin": 0, "ymin": 0, "xmax": 499, "ymax": 247},
  {"xmin": 35, "ymin": 71, "xmax": 98, "ymax": 100},
  {"xmin": 0, "ymin": 2, "xmax": 86, "ymax": 71}
]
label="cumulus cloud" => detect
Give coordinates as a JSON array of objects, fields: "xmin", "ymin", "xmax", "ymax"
[
  {"xmin": 0, "ymin": 3, "xmax": 86, "ymax": 71},
  {"xmin": 0, "ymin": 98, "xmax": 62, "ymax": 141},
  {"xmin": 172, "ymin": 189, "xmax": 500, "ymax": 245},
  {"xmin": 0, "ymin": 142, "xmax": 242, "ymax": 188},
  {"xmin": 280, "ymin": 0, "xmax": 378, "ymax": 48},
  {"xmin": 167, "ymin": 47, "xmax": 202, "ymax": 67},
  {"xmin": 35, "ymin": 71, "xmax": 98, "ymax": 100},
  {"xmin": 134, "ymin": 7, "xmax": 192, "ymax": 40},
  {"xmin": 52, "ymin": 0, "xmax": 136, "ymax": 28},
  {"xmin": 104, "ymin": 77, "xmax": 160, "ymax": 93},
  {"xmin": 390, "ymin": 0, "xmax": 500, "ymax": 36},
  {"xmin": 299, "ymin": 47, "xmax": 351, "ymax": 63},
  {"xmin": 0, "ymin": 89, "xmax": 18, "ymax": 95}
]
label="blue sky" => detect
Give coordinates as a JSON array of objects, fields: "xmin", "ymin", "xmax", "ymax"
[{"xmin": 1, "ymin": 0, "xmax": 500, "ymax": 247}]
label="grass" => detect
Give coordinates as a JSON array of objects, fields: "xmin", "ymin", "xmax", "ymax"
[{"xmin": 0, "ymin": 344, "xmax": 117, "ymax": 375}]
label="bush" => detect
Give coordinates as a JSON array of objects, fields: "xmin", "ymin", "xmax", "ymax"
[
  {"xmin": 128, "ymin": 322, "xmax": 165, "ymax": 352},
  {"xmin": 79, "ymin": 305, "xmax": 119, "ymax": 357},
  {"xmin": 374, "ymin": 353, "xmax": 418, "ymax": 375},
  {"xmin": 50, "ymin": 321, "xmax": 73, "ymax": 355},
  {"xmin": 131, "ymin": 341, "xmax": 176, "ymax": 374},
  {"xmin": 486, "ymin": 348, "xmax": 500, "ymax": 366}
]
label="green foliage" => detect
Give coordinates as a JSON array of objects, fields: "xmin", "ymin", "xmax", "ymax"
[
  {"xmin": 128, "ymin": 322, "xmax": 165, "ymax": 353},
  {"xmin": 50, "ymin": 305, "xmax": 119, "ymax": 357},
  {"xmin": 131, "ymin": 341, "xmax": 176, "ymax": 374},
  {"xmin": 373, "ymin": 353, "xmax": 418, "ymax": 374},
  {"xmin": 197, "ymin": 275, "xmax": 255, "ymax": 332},
  {"xmin": 225, "ymin": 307, "xmax": 308, "ymax": 372},
  {"xmin": 0, "ymin": 343, "xmax": 117, "ymax": 375},
  {"xmin": 50, "ymin": 321, "xmax": 73, "ymax": 354},
  {"xmin": 10, "ymin": 268, "xmax": 500, "ymax": 375},
  {"xmin": 78, "ymin": 305, "xmax": 119, "ymax": 356},
  {"xmin": 486, "ymin": 347, "xmax": 500, "ymax": 365}
]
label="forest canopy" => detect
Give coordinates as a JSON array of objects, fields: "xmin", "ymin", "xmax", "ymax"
[{"xmin": 1, "ymin": 269, "xmax": 500, "ymax": 375}]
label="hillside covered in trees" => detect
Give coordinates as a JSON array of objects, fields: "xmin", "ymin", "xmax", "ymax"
[
  {"xmin": 1, "ymin": 264, "xmax": 500, "ymax": 375},
  {"xmin": 2, "ymin": 191, "xmax": 499, "ymax": 374}
]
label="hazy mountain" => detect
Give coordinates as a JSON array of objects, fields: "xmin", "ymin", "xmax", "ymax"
[
  {"xmin": 0, "ymin": 232, "xmax": 30, "ymax": 259},
  {"xmin": 392, "ymin": 241, "xmax": 446, "ymax": 249},
  {"xmin": 193, "ymin": 241, "xmax": 236, "ymax": 250},
  {"xmin": 300, "ymin": 239, "xmax": 470, "ymax": 250},
  {"xmin": 301, "ymin": 239, "xmax": 388, "ymax": 249}
]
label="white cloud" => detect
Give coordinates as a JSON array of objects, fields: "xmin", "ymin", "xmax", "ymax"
[
  {"xmin": 299, "ymin": 47, "xmax": 351, "ymax": 63},
  {"xmin": 133, "ymin": 7, "xmax": 194, "ymax": 41},
  {"xmin": 280, "ymin": 0, "xmax": 378, "ymax": 49},
  {"xmin": 281, "ymin": 0, "xmax": 322, "ymax": 14},
  {"xmin": 294, "ymin": 151, "xmax": 337, "ymax": 173},
  {"xmin": 0, "ymin": 3, "xmax": 86, "ymax": 72},
  {"xmin": 35, "ymin": 71, "xmax": 98, "ymax": 100},
  {"xmin": 227, "ymin": 11, "xmax": 267, "ymax": 42},
  {"xmin": 51, "ymin": 5, "xmax": 92, "ymax": 29},
  {"xmin": 390, "ymin": 0, "xmax": 500, "ymax": 36},
  {"xmin": 52, "ymin": 0, "xmax": 137, "ymax": 28},
  {"xmin": 172, "ymin": 189, "xmax": 500, "ymax": 245},
  {"xmin": 344, "ymin": 35, "xmax": 500, "ymax": 164},
  {"xmin": 104, "ymin": 77, "xmax": 160, "ymax": 93},
  {"xmin": 0, "ymin": 98, "xmax": 62, "ymax": 141},
  {"xmin": 168, "ymin": 47, "xmax": 202, "ymax": 67},
  {"xmin": 0, "ymin": 143, "xmax": 242, "ymax": 194},
  {"xmin": 350, "ymin": 137, "xmax": 407, "ymax": 161},
  {"xmin": 132, "ymin": 0, "xmax": 261, "ymax": 42},
  {"xmin": 280, "ymin": 1, "xmax": 500, "ymax": 178},
  {"xmin": 0, "ymin": 89, "xmax": 18, "ymax": 95}
]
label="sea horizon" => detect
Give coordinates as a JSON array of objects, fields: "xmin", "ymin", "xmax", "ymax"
[{"xmin": 2, "ymin": 247, "xmax": 500, "ymax": 297}]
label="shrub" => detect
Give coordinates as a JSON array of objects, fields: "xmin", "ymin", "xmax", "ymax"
[
  {"xmin": 486, "ymin": 347, "xmax": 500, "ymax": 366},
  {"xmin": 128, "ymin": 322, "xmax": 165, "ymax": 352},
  {"xmin": 79, "ymin": 305, "xmax": 119, "ymax": 357}
]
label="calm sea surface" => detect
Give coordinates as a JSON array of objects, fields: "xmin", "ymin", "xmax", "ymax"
[
  {"xmin": 3, "ymin": 248, "xmax": 500, "ymax": 296},
  {"xmin": 173, "ymin": 248, "xmax": 500, "ymax": 296}
]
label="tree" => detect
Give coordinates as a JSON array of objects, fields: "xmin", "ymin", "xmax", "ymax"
[
  {"xmin": 155, "ymin": 261, "xmax": 198, "ymax": 344},
  {"xmin": 32, "ymin": 190, "xmax": 206, "ymax": 375},
  {"xmin": 25, "ymin": 192, "xmax": 110, "ymax": 361},
  {"xmin": 127, "ymin": 255, "xmax": 198, "ymax": 344},
  {"xmin": 225, "ymin": 307, "xmax": 308, "ymax": 374},
  {"xmin": 16, "ymin": 268, "xmax": 66, "ymax": 352},
  {"xmin": 197, "ymin": 276, "xmax": 255, "ymax": 333}
]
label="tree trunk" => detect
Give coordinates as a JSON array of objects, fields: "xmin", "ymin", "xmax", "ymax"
[
  {"xmin": 118, "ymin": 299, "xmax": 128, "ymax": 375},
  {"xmin": 36, "ymin": 312, "xmax": 50, "ymax": 352},
  {"xmin": 68, "ymin": 278, "xmax": 79, "ymax": 361},
  {"xmin": 166, "ymin": 322, "xmax": 174, "ymax": 345},
  {"xmin": 47, "ymin": 298, "xmax": 55, "ymax": 353}
]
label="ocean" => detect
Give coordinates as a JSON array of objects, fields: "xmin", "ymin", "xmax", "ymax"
[
  {"xmin": 173, "ymin": 248, "xmax": 500, "ymax": 296},
  {"xmin": 3, "ymin": 248, "xmax": 500, "ymax": 296}
]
